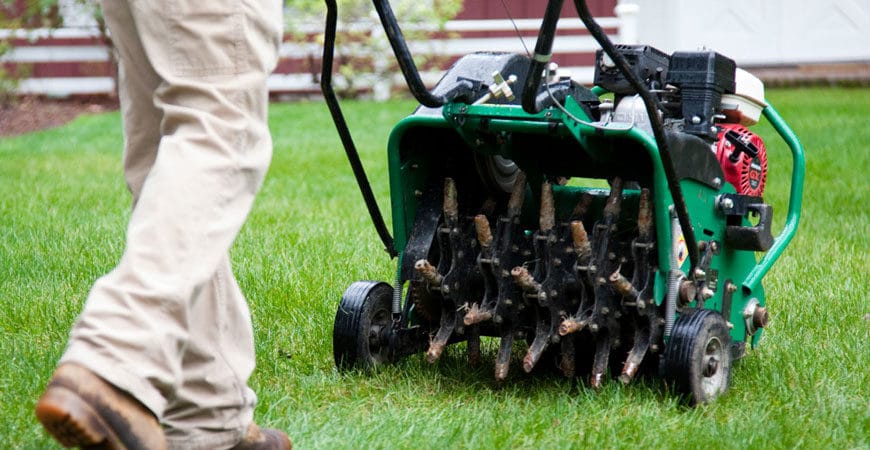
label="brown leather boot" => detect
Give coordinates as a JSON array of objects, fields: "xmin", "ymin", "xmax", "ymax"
[
  {"xmin": 230, "ymin": 423, "xmax": 292, "ymax": 450},
  {"xmin": 35, "ymin": 363, "xmax": 167, "ymax": 450}
]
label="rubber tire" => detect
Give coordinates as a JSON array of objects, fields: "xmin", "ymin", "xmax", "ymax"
[
  {"xmin": 333, "ymin": 281, "xmax": 393, "ymax": 370},
  {"xmin": 663, "ymin": 309, "xmax": 733, "ymax": 405}
]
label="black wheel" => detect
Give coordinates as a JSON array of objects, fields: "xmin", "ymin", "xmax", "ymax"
[
  {"xmin": 663, "ymin": 309, "xmax": 733, "ymax": 405},
  {"xmin": 333, "ymin": 281, "xmax": 394, "ymax": 370}
]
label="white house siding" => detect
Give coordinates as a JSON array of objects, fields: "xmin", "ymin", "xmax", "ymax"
[{"xmin": 628, "ymin": 0, "xmax": 870, "ymax": 66}]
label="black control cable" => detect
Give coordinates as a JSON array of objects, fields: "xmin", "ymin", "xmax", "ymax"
[{"xmin": 572, "ymin": 0, "xmax": 700, "ymax": 273}]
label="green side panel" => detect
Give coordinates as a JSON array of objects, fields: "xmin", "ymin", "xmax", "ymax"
[
  {"xmin": 386, "ymin": 114, "xmax": 454, "ymax": 253},
  {"xmin": 676, "ymin": 178, "xmax": 765, "ymax": 344}
]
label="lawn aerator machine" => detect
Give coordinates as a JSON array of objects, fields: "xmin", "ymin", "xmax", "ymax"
[{"xmin": 321, "ymin": 0, "xmax": 805, "ymax": 404}]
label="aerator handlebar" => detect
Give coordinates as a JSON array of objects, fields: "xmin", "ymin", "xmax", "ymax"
[
  {"xmin": 371, "ymin": 0, "xmax": 446, "ymax": 108},
  {"xmin": 744, "ymin": 105, "xmax": 805, "ymax": 292},
  {"xmin": 520, "ymin": 0, "xmax": 565, "ymax": 115},
  {"xmin": 320, "ymin": 0, "xmax": 472, "ymax": 256},
  {"xmin": 321, "ymin": 0, "xmax": 397, "ymax": 257}
]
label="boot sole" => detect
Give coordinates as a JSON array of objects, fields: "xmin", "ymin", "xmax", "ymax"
[{"xmin": 35, "ymin": 385, "xmax": 123, "ymax": 449}]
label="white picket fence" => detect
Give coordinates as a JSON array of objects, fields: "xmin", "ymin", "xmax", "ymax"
[{"xmin": 0, "ymin": 11, "xmax": 635, "ymax": 97}]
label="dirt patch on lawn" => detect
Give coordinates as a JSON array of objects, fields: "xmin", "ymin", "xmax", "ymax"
[{"xmin": 0, "ymin": 96, "xmax": 119, "ymax": 137}]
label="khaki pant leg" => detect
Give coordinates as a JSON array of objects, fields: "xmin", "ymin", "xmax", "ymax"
[
  {"xmin": 161, "ymin": 257, "xmax": 258, "ymax": 448},
  {"xmin": 112, "ymin": 14, "xmax": 162, "ymax": 204},
  {"xmin": 61, "ymin": 0, "xmax": 283, "ymax": 447}
]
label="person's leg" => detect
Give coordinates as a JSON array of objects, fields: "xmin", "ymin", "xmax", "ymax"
[
  {"xmin": 36, "ymin": 1, "xmax": 169, "ymax": 447},
  {"xmin": 47, "ymin": 0, "xmax": 284, "ymax": 447},
  {"xmin": 121, "ymin": 3, "xmax": 282, "ymax": 444}
]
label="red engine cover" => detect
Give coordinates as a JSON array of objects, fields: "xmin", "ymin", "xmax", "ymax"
[{"xmin": 715, "ymin": 124, "xmax": 767, "ymax": 197}]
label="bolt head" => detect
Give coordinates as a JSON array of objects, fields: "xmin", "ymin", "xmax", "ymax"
[{"xmin": 753, "ymin": 307, "xmax": 770, "ymax": 329}]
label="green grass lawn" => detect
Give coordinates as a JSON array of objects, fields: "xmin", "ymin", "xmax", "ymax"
[{"xmin": 1, "ymin": 87, "xmax": 867, "ymax": 449}]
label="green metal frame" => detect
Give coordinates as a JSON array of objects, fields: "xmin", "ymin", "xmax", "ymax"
[{"xmin": 744, "ymin": 105, "xmax": 806, "ymax": 293}]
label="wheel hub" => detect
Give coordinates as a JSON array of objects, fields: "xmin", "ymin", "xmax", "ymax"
[
  {"xmin": 703, "ymin": 355, "xmax": 720, "ymax": 378},
  {"xmin": 700, "ymin": 336, "xmax": 726, "ymax": 396}
]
